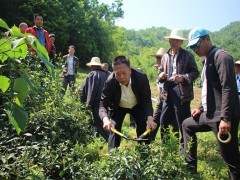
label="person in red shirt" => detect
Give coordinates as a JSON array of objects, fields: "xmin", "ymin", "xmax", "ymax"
[{"xmin": 25, "ymin": 13, "xmax": 52, "ymax": 54}]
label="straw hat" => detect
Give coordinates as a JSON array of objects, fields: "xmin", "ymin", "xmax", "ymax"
[
  {"xmin": 86, "ymin": 57, "xmax": 102, "ymax": 67},
  {"xmin": 164, "ymin": 29, "xmax": 187, "ymax": 41},
  {"xmin": 234, "ymin": 60, "xmax": 240, "ymax": 65},
  {"xmin": 152, "ymin": 48, "xmax": 166, "ymax": 57}
]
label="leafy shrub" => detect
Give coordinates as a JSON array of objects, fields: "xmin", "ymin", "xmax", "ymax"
[{"xmin": 0, "ymin": 73, "xmax": 95, "ymax": 179}]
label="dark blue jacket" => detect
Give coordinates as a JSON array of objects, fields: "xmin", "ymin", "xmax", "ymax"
[{"xmin": 81, "ymin": 68, "xmax": 109, "ymax": 108}]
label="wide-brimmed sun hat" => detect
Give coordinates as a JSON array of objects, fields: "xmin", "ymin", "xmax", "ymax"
[
  {"xmin": 187, "ymin": 27, "xmax": 209, "ymax": 47},
  {"xmin": 86, "ymin": 57, "xmax": 102, "ymax": 67},
  {"xmin": 164, "ymin": 29, "xmax": 188, "ymax": 41},
  {"xmin": 234, "ymin": 60, "xmax": 240, "ymax": 65},
  {"xmin": 151, "ymin": 48, "xmax": 166, "ymax": 57}
]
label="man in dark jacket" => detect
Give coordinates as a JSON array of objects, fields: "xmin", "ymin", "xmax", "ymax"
[
  {"xmin": 99, "ymin": 56, "xmax": 157, "ymax": 151},
  {"xmin": 81, "ymin": 57, "xmax": 110, "ymax": 141},
  {"xmin": 182, "ymin": 27, "xmax": 240, "ymax": 179},
  {"xmin": 158, "ymin": 29, "xmax": 199, "ymax": 150}
]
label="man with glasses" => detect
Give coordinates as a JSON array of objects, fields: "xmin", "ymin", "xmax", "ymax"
[
  {"xmin": 182, "ymin": 27, "xmax": 240, "ymax": 179},
  {"xmin": 158, "ymin": 29, "xmax": 199, "ymax": 150}
]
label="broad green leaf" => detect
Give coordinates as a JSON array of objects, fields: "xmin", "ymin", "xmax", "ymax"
[
  {"xmin": 5, "ymin": 102, "xmax": 28, "ymax": 135},
  {"xmin": 24, "ymin": 35, "xmax": 55, "ymax": 77},
  {"xmin": 20, "ymin": 43, "xmax": 28, "ymax": 58},
  {"xmin": 13, "ymin": 78, "xmax": 29, "ymax": 103},
  {"xmin": 11, "ymin": 37, "xmax": 28, "ymax": 59},
  {"xmin": 14, "ymin": 96, "xmax": 23, "ymax": 107},
  {"xmin": 26, "ymin": 34, "xmax": 35, "ymax": 45},
  {"xmin": 0, "ymin": 75, "xmax": 11, "ymax": 92},
  {"xmin": 0, "ymin": 39, "xmax": 11, "ymax": 62},
  {"xmin": 0, "ymin": 54, "xmax": 8, "ymax": 63},
  {"xmin": 0, "ymin": 18, "xmax": 10, "ymax": 30},
  {"xmin": 34, "ymin": 41, "xmax": 55, "ymax": 78},
  {"xmin": 11, "ymin": 25, "xmax": 25, "ymax": 37},
  {"xmin": 12, "ymin": 37, "xmax": 25, "ymax": 50},
  {"xmin": 21, "ymin": 73, "xmax": 40, "ymax": 91}
]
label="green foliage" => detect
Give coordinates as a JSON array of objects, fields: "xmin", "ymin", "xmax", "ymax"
[
  {"xmin": 0, "ymin": 18, "xmax": 54, "ymax": 134},
  {"xmin": 0, "ymin": 74, "xmax": 94, "ymax": 179},
  {"xmin": 0, "ymin": 0, "xmax": 124, "ymax": 66}
]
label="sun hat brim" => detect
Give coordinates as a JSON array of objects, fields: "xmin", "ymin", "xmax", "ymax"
[{"xmin": 164, "ymin": 35, "xmax": 188, "ymax": 41}]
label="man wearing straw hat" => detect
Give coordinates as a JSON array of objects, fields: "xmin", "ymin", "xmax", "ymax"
[
  {"xmin": 158, "ymin": 29, "xmax": 199, "ymax": 150},
  {"xmin": 182, "ymin": 27, "xmax": 240, "ymax": 178},
  {"xmin": 80, "ymin": 57, "xmax": 110, "ymax": 141},
  {"xmin": 149, "ymin": 47, "xmax": 178, "ymax": 141}
]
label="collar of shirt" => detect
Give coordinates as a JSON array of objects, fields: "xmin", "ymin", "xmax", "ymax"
[
  {"xmin": 237, "ymin": 73, "xmax": 240, "ymax": 79},
  {"xmin": 33, "ymin": 26, "xmax": 42, "ymax": 30},
  {"xmin": 119, "ymin": 78, "xmax": 137, "ymax": 109},
  {"xmin": 119, "ymin": 77, "xmax": 132, "ymax": 87},
  {"xmin": 169, "ymin": 49, "xmax": 179, "ymax": 57}
]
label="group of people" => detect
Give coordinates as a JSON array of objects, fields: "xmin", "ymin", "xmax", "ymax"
[
  {"xmin": 19, "ymin": 13, "xmax": 109, "ymax": 96},
  {"xmin": 19, "ymin": 13, "xmax": 240, "ymax": 179},
  {"xmin": 97, "ymin": 28, "xmax": 240, "ymax": 179}
]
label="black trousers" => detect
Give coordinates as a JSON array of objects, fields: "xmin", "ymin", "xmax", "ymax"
[
  {"xmin": 92, "ymin": 106, "xmax": 109, "ymax": 142},
  {"xmin": 61, "ymin": 75, "xmax": 75, "ymax": 95},
  {"xmin": 160, "ymin": 84, "xmax": 190, "ymax": 150},
  {"xmin": 182, "ymin": 112, "xmax": 240, "ymax": 180},
  {"xmin": 108, "ymin": 104, "xmax": 149, "ymax": 151},
  {"xmin": 151, "ymin": 96, "xmax": 178, "ymax": 142}
]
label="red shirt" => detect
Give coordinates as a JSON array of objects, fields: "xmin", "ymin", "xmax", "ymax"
[{"xmin": 25, "ymin": 26, "xmax": 52, "ymax": 54}]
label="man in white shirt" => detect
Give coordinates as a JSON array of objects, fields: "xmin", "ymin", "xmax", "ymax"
[
  {"xmin": 99, "ymin": 56, "xmax": 157, "ymax": 151},
  {"xmin": 61, "ymin": 45, "xmax": 79, "ymax": 95}
]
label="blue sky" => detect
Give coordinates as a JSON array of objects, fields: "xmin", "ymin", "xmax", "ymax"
[{"xmin": 98, "ymin": 0, "xmax": 240, "ymax": 32}]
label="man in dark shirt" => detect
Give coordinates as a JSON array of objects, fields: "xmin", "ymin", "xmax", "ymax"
[
  {"xmin": 81, "ymin": 57, "xmax": 110, "ymax": 141},
  {"xmin": 182, "ymin": 27, "xmax": 240, "ymax": 179}
]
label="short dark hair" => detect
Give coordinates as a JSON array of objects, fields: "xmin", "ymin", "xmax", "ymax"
[
  {"xmin": 34, "ymin": 13, "xmax": 43, "ymax": 20},
  {"xmin": 112, "ymin": 56, "xmax": 130, "ymax": 69}
]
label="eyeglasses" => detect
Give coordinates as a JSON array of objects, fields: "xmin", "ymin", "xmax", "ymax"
[{"xmin": 190, "ymin": 40, "xmax": 201, "ymax": 51}]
